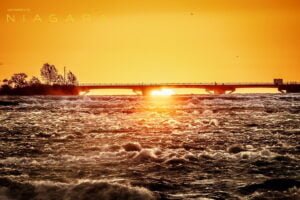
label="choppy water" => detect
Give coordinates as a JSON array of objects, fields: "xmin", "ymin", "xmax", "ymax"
[{"xmin": 0, "ymin": 94, "xmax": 300, "ymax": 200}]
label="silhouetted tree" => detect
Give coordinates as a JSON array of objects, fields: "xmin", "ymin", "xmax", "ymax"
[
  {"xmin": 0, "ymin": 79, "xmax": 11, "ymax": 93},
  {"xmin": 67, "ymin": 71, "xmax": 78, "ymax": 85},
  {"xmin": 2, "ymin": 79, "xmax": 9, "ymax": 86},
  {"xmin": 29, "ymin": 76, "xmax": 41, "ymax": 86},
  {"xmin": 55, "ymin": 74, "xmax": 64, "ymax": 85},
  {"xmin": 1, "ymin": 79, "xmax": 12, "ymax": 89},
  {"xmin": 40, "ymin": 63, "xmax": 59, "ymax": 85},
  {"xmin": 1, "ymin": 63, "xmax": 80, "ymax": 95},
  {"xmin": 10, "ymin": 73, "xmax": 28, "ymax": 88}
]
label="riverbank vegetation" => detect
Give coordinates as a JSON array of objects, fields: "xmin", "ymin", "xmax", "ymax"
[{"xmin": 0, "ymin": 63, "xmax": 79, "ymax": 95}]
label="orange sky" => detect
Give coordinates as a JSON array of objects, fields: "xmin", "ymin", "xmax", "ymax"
[{"xmin": 1, "ymin": 0, "xmax": 300, "ymax": 90}]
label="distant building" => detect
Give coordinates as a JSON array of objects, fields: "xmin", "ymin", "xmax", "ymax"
[{"xmin": 274, "ymin": 79, "xmax": 283, "ymax": 85}]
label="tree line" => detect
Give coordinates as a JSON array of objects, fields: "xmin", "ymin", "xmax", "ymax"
[{"xmin": 1, "ymin": 63, "xmax": 78, "ymax": 89}]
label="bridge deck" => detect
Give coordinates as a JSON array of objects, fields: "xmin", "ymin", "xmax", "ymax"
[
  {"xmin": 75, "ymin": 82, "xmax": 300, "ymax": 94},
  {"xmin": 78, "ymin": 82, "xmax": 282, "ymax": 89}
]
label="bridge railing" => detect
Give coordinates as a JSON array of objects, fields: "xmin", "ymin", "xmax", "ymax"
[
  {"xmin": 79, "ymin": 82, "xmax": 275, "ymax": 86},
  {"xmin": 78, "ymin": 82, "xmax": 300, "ymax": 87}
]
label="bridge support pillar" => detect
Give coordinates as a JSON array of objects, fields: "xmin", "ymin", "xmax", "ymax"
[
  {"xmin": 278, "ymin": 89, "xmax": 285, "ymax": 94},
  {"xmin": 214, "ymin": 89, "xmax": 226, "ymax": 95},
  {"xmin": 278, "ymin": 85, "xmax": 299, "ymax": 93},
  {"xmin": 81, "ymin": 90, "xmax": 90, "ymax": 95},
  {"xmin": 133, "ymin": 89, "xmax": 141, "ymax": 95},
  {"xmin": 133, "ymin": 88, "xmax": 153, "ymax": 96},
  {"xmin": 78, "ymin": 89, "xmax": 90, "ymax": 95},
  {"xmin": 205, "ymin": 87, "xmax": 236, "ymax": 95},
  {"xmin": 205, "ymin": 88, "xmax": 226, "ymax": 94},
  {"xmin": 228, "ymin": 88, "xmax": 236, "ymax": 94}
]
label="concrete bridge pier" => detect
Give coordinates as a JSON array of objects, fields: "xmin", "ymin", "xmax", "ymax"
[
  {"xmin": 133, "ymin": 88, "xmax": 157, "ymax": 96},
  {"xmin": 213, "ymin": 88, "xmax": 227, "ymax": 95},
  {"xmin": 205, "ymin": 88, "xmax": 226, "ymax": 94},
  {"xmin": 278, "ymin": 85, "xmax": 300, "ymax": 93},
  {"xmin": 205, "ymin": 87, "xmax": 236, "ymax": 94},
  {"xmin": 278, "ymin": 89, "xmax": 285, "ymax": 94},
  {"xmin": 78, "ymin": 89, "xmax": 90, "ymax": 95},
  {"xmin": 81, "ymin": 91, "xmax": 90, "ymax": 95},
  {"xmin": 132, "ymin": 89, "xmax": 142, "ymax": 95},
  {"xmin": 227, "ymin": 88, "xmax": 236, "ymax": 94}
]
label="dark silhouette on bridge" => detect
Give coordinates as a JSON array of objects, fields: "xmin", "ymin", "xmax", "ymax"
[{"xmin": 77, "ymin": 79, "xmax": 300, "ymax": 95}]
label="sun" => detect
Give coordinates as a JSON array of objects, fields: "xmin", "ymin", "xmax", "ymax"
[{"xmin": 151, "ymin": 88, "xmax": 175, "ymax": 96}]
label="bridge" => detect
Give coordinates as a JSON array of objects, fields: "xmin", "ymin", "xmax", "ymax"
[{"xmin": 76, "ymin": 79, "xmax": 300, "ymax": 95}]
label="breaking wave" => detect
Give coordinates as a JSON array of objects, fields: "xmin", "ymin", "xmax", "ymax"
[
  {"xmin": 0, "ymin": 178, "xmax": 156, "ymax": 200},
  {"xmin": 1, "ymin": 94, "xmax": 300, "ymax": 199}
]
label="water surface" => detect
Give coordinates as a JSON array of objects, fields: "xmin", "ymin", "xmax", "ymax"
[{"xmin": 0, "ymin": 94, "xmax": 299, "ymax": 199}]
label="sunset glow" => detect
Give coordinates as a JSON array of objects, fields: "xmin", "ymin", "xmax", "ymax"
[
  {"xmin": 1, "ymin": 0, "xmax": 300, "ymax": 91},
  {"xmin": 151, "ymin": 88, "xmax": 175, "ymax": 96},
  {"xmin": 1, "ymin": 1, "xmax": 300, "ymax": 200}
]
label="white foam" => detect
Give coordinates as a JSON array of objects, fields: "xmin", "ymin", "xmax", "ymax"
[
  {"xmin": 209, "ymin": 119, "xmax": 219, "ymax": 126},
  {"xmin": 123, "ymin": 142, "xmax": 142, "ymax": 152},
  {"xmin": 133, "ymin": 148, "xmax": 161, "ymax": 162},
  {"xmin": 0, "ymin": 178, "xmax": 156, "ymax": 200},
  {"xmin": 164, "ymin": 157, "xmax": 188, "ymax": 165}
]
